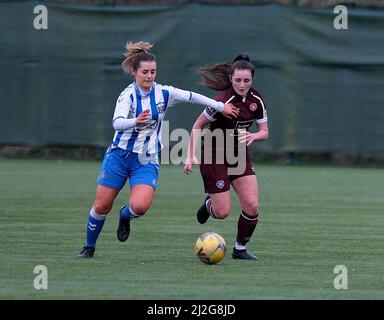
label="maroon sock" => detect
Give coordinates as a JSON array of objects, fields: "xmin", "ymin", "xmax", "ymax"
[{"xmin": 236, "ymin": 211, "xmax": 259, "ymax": 246}]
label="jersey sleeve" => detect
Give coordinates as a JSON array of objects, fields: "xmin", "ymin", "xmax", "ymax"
[
  {"xmin": 253, "ymin": 95, "xmax": 268, "ymax": 124},
  {"xmin": 164, "ymin": 85, "xmax": 224, "ymax": 112},
  {"xmin": 112, "ymin": 88, "xmax": 134, "ymax": 126},
  {"xmin": 202, "ymin": 92, "xmax": 227, "ymax": 121},
  {"xmin": 203, "ymin": 106, "xmax": 219, "ymax": 121}
]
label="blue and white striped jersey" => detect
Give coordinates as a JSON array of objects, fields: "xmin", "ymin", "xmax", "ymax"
[{"xmin": 111, "ymin": 82, "xmax": 224, "ymax": 154}]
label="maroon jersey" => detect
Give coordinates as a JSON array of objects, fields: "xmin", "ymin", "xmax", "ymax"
[
  {"xmin": 204, "ymin": 87, "xmax": 267, "ymax": 132},
  {"xmin": 200, "ymin": 88, "xmax": 267, "ymax": 189},
  {"xmin": 202, "ymin": 87, "xmax": 267, "ymax": 154}
]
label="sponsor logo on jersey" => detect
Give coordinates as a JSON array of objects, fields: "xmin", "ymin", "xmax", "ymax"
[
  {"xmin": 232, "ymin": 120, "xmax": 254, "ymax": 136},
  {"xmin": 135, "ymin": 120, "xmax": 157, "ymax": 132}
]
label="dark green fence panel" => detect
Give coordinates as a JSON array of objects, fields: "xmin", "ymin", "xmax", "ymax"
[{"xmin": 1, "ymin": 2, "xmax": 383, "ymax": 157}]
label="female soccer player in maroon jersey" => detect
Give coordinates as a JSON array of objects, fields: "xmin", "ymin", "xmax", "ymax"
[{"xmin": 184, "ymin": 54, "xmax": 269, "ymax": 260}]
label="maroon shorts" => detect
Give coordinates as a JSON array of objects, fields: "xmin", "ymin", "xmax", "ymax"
[{"xmin": 199, "ymin": 150, "xmax": 255, "ymax": 194}]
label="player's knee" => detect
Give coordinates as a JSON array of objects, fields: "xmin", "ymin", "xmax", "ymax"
[
  {"xmin": 244, "ymin": 202, "xmax": 259, "ymax": 216},
  {"xmin": 93, "ymin": 202, "xmax": 113, "ymax": 215},
  {"xmin": 212, "ymin": 205, "xmax": 231, "ymax": 219},
  {"xmin": 129, "ymin": 202, "xmax": 150, "ymax": 216}
]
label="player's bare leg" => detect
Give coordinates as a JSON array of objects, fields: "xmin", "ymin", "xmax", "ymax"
[
  {"xmin": 93, "ymin": 185, "xmax": 120, "ymax": 214},
  {"xmin": 197, "ymin": 191, "xmax": 231, "ymax": 224},
  {"xmin": 117, "ymin": 184, "xmax": 155, "ymax": 242}
]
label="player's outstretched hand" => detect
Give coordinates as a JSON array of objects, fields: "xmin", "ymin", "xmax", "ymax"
[
  {"xmin": 135, "ymin": 109, "xmax": 151, "ymax": 125},
  {"xmin": 184, "ymin": 163, "xmax": 193, "ymax": 175},
  {"xmin": 184, "ymin": 155, "xmax": 199, "ymax": 175},
  {"xmin": 221, "ymin": 103, "xmax": 239, "ymax": 119}
]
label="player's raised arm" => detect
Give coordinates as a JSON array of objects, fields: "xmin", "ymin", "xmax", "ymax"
[{"xmin": 167, "ymin": 86, "xmax": 238, "ymax": 119}]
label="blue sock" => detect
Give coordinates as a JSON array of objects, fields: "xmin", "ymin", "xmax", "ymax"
[
  {"xmin": 85, "ymin": 208, "xmax": 106, "ymax": 248},
  {"xmin": 120, "ymin": 205, "xmax": 139, "ymax": 220}
]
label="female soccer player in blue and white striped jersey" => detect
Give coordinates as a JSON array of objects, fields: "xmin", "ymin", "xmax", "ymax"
[{"xmin": 78, "ymin": 41, "xmax": 238, "ymax": 258}]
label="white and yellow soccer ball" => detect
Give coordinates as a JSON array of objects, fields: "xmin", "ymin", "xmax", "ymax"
[{"xmin": 194, "ymin": 232, "xmax": 226, "ymax": 265}]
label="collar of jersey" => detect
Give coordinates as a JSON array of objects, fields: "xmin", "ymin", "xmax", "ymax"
[
  {"xmin": 231, "ymin": 87, "xmax": 254, "ymax": 102},
  {"xmin": 134, "ymin": 82, "xmax": 155, "ymax": 98}
]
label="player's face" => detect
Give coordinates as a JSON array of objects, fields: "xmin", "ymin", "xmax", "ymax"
[
  {"xmin": 134, "ymin": 61, "xmax": 157, "ymax": 92},
  {"xmin": 230, "ymin": 68, "xmax": 253, "ymax": 97}
]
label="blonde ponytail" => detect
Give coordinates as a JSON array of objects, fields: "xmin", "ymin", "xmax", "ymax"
[{"xmin": 122, "ymin": 41, "xmax": 155, "ymax": 75}]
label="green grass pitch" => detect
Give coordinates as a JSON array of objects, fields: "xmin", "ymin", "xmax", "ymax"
[{"xmin": 0, "ymin": 159, "xmax": 383, "ymax": 299}]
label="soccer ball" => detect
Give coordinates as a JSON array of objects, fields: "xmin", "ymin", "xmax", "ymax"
[{"xmin": 194, "ymin": 232, "xmax": 226, "ymax": 265}]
